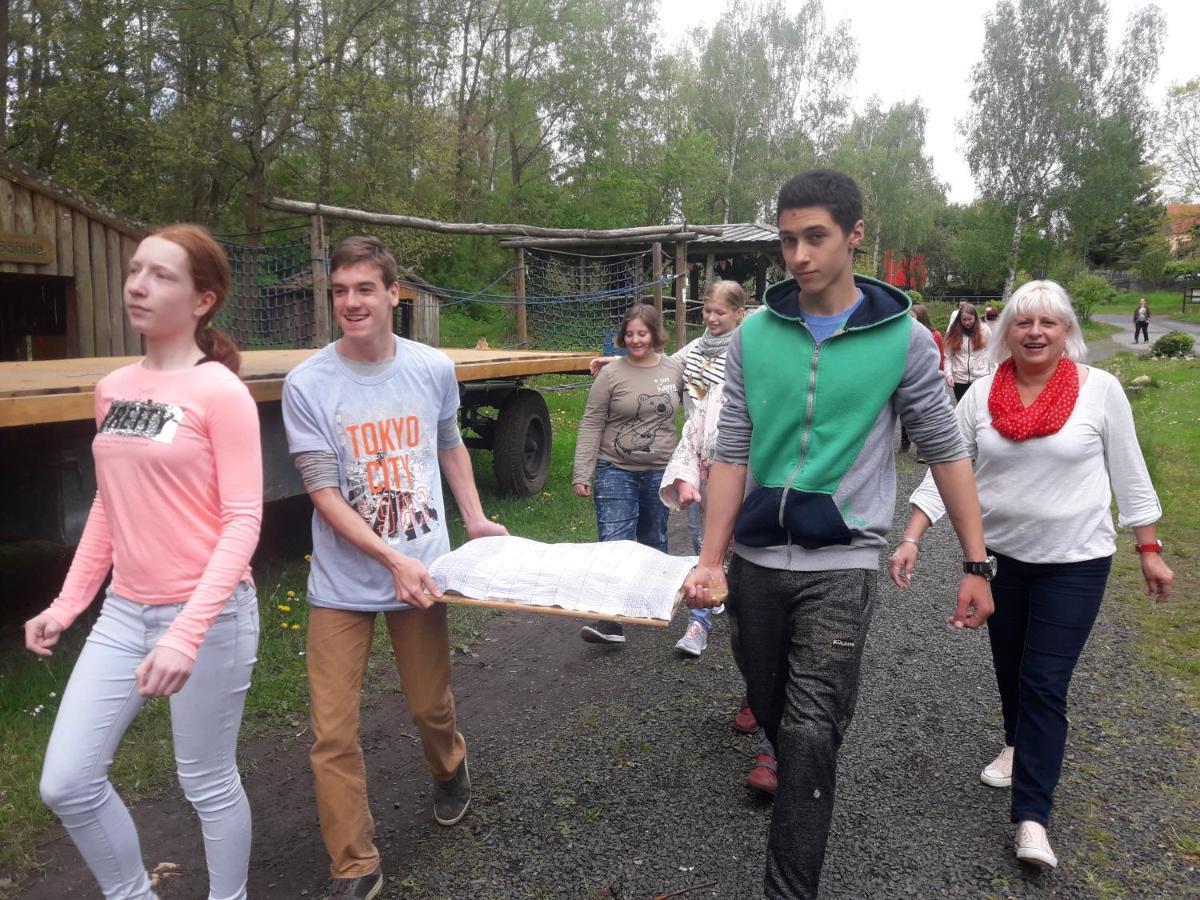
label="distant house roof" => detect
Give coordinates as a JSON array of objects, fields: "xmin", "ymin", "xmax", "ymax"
[{"xmin": 1166, "ymin": 204, "xmax": 1200, "ymax": 236}]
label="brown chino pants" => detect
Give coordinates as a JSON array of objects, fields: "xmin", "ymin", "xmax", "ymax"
[{"xmin": 307, "ymin": 604, "xmax": 466, "ymax": 878}]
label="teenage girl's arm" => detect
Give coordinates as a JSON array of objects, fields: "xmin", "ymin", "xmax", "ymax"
[{"xmin": 573, "ymin": 368, "xmax": 613, "ymax": 497}]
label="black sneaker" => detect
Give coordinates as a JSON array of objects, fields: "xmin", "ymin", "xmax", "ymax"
[
  {"xmin": 433, "ymin": 759, "xmax": 471, "ymax": 826},
  {"xmin": 326, "ymin": 867, "xmax": 383, "ymax": 900},
  {"xmin": 580, "ymin": 620, "xmax": 626, "ymax": 644}
]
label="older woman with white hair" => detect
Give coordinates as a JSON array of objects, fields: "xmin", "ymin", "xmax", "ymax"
[{"xmin": 888, "ymin": 280, "xmax": 1172, "ymax": 870}]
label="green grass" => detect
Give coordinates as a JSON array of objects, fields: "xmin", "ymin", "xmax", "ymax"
[
  {"xmin": 1095, "ymin": 355, "xmax": 1200, "ymax": 705},
  {"xmin": 440, "ymin": 305, "xmax": 514, "ymax": 348},
  {"xmin": 1095, "ymin": 290, "xmax": 1200, "ymax": 323},
  {"xmin": 0, "ymin": 373, "xmax": 598, "ymax": 885}
]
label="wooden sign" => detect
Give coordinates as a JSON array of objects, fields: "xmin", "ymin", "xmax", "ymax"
[{"xmin": 0, "ymin": 231, "xmax": 55, "ymax": 265}]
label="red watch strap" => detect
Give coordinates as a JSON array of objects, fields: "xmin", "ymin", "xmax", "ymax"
[{"xmin": 1135, "ymin": 541, "xmax": 1163, "ymax": 553}]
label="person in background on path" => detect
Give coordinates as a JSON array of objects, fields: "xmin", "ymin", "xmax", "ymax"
[
  {"xmin": 684, "ymin": 170, "xmax": 994, "ymax": 900},
  {"xmin": 1133, "ymin": 298, "xmax": 1151, "ymax": 344},
  {"xmin": 574, "ymin": 303, "xmax": 684, "ymax": 645},
  {"xmin": 900, "ymin": 303, "xmax": 943, "ymax": 461},
  {"xmin": 945, "ymin": 301, "xmax": 993, "ymax": 401},
  {"xmin": 985, "ymin": 305, "xmax": 999, "ymax": 324},
  {"xmin": 283, "ymin": 236, "xmax": 507, "ymax": 900},
  {"xmin": 890, "ymin": 280, "xmax": 1172, "ymax": 872},
  {"xmin": 25, "ymin": 225, "xmax": 262, "ymax": 900}
]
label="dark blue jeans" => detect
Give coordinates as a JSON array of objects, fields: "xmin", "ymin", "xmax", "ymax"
[
  {"xmin": 592, "ymin": 461, "xmax": 669, "ymax": 551},
  {"xmin": 987, "ymin": 552, "xmax": 1112, "ymax": 827}
]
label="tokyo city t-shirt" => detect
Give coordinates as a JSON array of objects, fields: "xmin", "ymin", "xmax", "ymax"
[{"xmin": 283, "ymin": 336, "xmax": 459, "ymax": 611}]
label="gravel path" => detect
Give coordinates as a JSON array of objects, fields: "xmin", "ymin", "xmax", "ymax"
[
  {"xmin": 365, "ymin": 458, "xmax": 1198, "ymax": 899},
  {"xmin": 17, "ymin": 458, "xmax": 1199, "ymax": 899}
]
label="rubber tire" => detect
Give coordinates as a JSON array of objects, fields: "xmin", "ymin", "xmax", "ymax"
[{"xmin": 492, "ymin": 388, "xmax": 552, "ymax": 496}]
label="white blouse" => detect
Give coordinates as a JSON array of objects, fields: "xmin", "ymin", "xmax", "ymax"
[{"xmin": 910, "ymin": 366, "xmax": 1161, "ymax": 563}]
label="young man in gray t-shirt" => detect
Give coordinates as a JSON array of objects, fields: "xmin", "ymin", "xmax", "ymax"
[{"xmin": 283, "ymin": 236, "xmax": 506, "ymax": 899}]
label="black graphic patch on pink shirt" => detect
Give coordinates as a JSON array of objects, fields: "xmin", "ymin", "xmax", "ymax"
[{"xmin": 100, "ymin": 400, "xmax": 184, "ymax": 443}]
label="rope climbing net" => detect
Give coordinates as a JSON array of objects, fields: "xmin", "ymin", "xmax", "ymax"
[{"xmin": 215, "ymin": 236, "xmax": 315, "ymax": 349}]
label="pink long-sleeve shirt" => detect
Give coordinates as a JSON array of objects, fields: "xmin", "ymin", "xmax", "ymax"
[{"xmin": 48, "ymin": 360, "xmax": 263, "ymax": 660}]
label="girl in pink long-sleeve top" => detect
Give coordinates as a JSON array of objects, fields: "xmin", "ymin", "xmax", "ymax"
[{"xmin": 24, "ymin": 225, "xmax": 262, "ymax": 900}]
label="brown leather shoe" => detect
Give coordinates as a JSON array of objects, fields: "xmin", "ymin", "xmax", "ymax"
[
  {"xmin": 746, "ymin": 753, "xmax": 777, "ymax": 797},
  {"xmin": 732, "ymin": 698, "xmax": 758, "ymax": 734}
]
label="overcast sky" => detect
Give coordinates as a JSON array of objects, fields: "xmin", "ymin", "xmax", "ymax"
[{"xmin": 657, "ymin": 0, "xmax": 1199, "ymax": 204}]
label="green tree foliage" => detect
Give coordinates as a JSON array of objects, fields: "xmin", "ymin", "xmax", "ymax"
[
  {"xmin": 963, "ymin": 0, "xmax": 1164, "ymax": 298},
  {"xmin": 1159, "ymin": 78, "xmax": 1200, "ymax": 202}
]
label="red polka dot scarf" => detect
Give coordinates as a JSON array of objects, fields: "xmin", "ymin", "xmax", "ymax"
[{"xmin": 988, "ymin": 356, "xmax": 1079, "ymax": 441}]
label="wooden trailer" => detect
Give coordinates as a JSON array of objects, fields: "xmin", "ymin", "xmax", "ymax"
[{"xmin": 0, "ymin": 347, "xmax": 592, "ymax": 544}]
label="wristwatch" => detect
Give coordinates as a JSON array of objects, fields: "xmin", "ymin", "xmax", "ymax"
[
  {"xmin": 1134, "ymin": 540, "xmax": 1163, "ymax": 553},
  {"xmin": 963, "ymin": 556, "xmax": 998, "ymax": 580}
]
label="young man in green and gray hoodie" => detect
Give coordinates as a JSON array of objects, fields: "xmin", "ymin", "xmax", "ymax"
[{"xmin": 684, "ymin": 170, "xmax": 995, "ymax": 899}]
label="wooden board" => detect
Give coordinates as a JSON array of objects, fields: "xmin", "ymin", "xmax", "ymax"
[
  {"xmin": 433, "ymin": 589, "xmax": 680, "ymax": 627},
  {"xmin": 0, "ymin": 347, "xmax": 594, "ymax": 427}
]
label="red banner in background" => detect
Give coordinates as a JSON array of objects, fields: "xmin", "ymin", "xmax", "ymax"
[{"xmin": 882, "ymin": 250, "xmax": 927, "ymax": 291}]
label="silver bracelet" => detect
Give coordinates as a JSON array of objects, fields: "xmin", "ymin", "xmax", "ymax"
[{"xmin": 898, "ymin": 537, "xmax": 921, "ymax": 551}]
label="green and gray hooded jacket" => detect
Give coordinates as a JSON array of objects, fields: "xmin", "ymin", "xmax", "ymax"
[{"xmin": 714, "ymin": 274, "xmax": 967, "ymax": 571}]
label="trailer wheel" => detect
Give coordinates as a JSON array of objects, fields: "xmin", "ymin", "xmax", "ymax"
[{"xmin": 493, "ymin": 389, "xmax": 552, "ymax": 496}]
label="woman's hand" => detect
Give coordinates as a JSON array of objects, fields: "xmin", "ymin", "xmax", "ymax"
[
  {"xmin": 1140, "ymin": 552, "xmax": 1174, "ymax": 600},
  {"xmin": 135, "ymin": 645, "xmax": 195, "ymax": 697},
  {"xmin": 675, "ymin": 480, "xmax": 702, "ymax": 508},
  {"xmin": 573, "ymin": 483, "xmax": 591, "ymax": 498},
  {"xmin": 683, "ymin": 563, "xmax": 727, "ymax": 609},
  {"xmin": 888, "ymin": 541, "xmax": 920, "ymax": 589},
  {"xmin": 588, "ymin": 357, "xmax": 615, "ymax": 376},
  {"xmin": 24, "ymin": 611, "xmax": 64, "ymax": 657}
]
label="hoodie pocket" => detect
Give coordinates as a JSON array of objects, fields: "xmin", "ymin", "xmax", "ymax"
[{"xmin": 734, "ymin": 487, "xmax": 854, "ymax": 549}]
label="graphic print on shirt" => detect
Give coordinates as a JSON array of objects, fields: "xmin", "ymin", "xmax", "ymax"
[
  {"xmin": 339, "ymin": 410, "xmax": 441, "ymax": 543},
  {"xmin": 613, "ymin": 392, "xmax": 674, "ymax": 458},
  {"xmin": 99, "ymin": 399, "xmax": 184, "ymax": 443}
]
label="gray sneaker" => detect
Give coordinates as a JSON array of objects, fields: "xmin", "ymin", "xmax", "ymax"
[
  {"xmin": 675, "ymin": 621, "xmax": 708, "ymax": 657},
  {"xmin": 326, "ymin": 867, "xmax": 383, "ymax": 900},
  {"xmin": 433, "ymin": 759, "xmax": 471, "ymax": 826}
]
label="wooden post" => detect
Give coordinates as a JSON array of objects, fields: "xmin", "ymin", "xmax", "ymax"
[
  {"xmin": 674, "ymin": 241, "xmax": 687, "ymax": 350},
  {"xmin": 310, "ymin": 214, "xmax": 331, "ymax": 345},
  {"xmin": 515, "ymin": 247, "xmax": 528, "ymax": 347},
  {"xmin": 755, "ymin": 253, "xmax": 768, "ymax": 304},
  {"xmin": 652, "ymin": 242, "xmax": 663, "ymax": 316},
  {"xmin": 90, "ymin": 220, "xmax": 111, "ymax": 355},
  {"xmin": 704, "ymin": 253, "xmax": 714, "ymax": 292},
  {"xmin": 73, "ymin": 213, "xmax": 94, "ymax": 357},
  {"xmin": 414, "ymin": 290, "xmax": 440, "ymax": 346}
]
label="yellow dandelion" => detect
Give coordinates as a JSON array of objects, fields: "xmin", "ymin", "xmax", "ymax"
[
  {"xmin": 286, "ymin": 590, "xmax": 296, "ymax": 598},
  {"xmin": 304, "ymin": 554, "xmax": 312, "ymax": 561},
  {"xmin": 281, "ymin": 622, "xmax": 290, "ymax": 629},
  {"xmin": 291, "ymin": 624, "xmax": 301, "ymax": 630},
  {"xmin": 277, "ymin": 604, "xmax": 291, "ymax": 613}
]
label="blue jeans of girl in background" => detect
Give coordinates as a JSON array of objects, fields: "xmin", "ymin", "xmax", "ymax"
[
  {"xmin": 40, "ymin": 583, "xmax": 260, "ymax": 900},
  {"xmin": 987, "ymin": 552, "xmax": 1111, "ymax": 827},
  {"xmin": 686, "ymin": 502, "xmax": 713, "ymax": 632},
  {"xmin": 593, "ymin": 460, "xmax": 668, "ymax": 551}
]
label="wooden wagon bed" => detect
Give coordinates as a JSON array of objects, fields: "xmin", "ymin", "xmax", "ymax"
[{"xmin": 0, "ymin": 347, "xmax": 593, "ymax": 428}]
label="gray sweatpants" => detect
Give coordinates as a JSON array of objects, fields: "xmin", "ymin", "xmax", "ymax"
[
  {"xmin": 727, "ymin": 556, "xmax": 876, "ymax": 900},
  {"xmin": 39, "ymin": 583, "xmax": 259, "ymax": 900}
]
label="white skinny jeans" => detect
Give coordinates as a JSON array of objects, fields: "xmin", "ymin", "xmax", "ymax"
[{"xmin": 40, "ymin": 583, "xmax": 259, "ymax": 900}]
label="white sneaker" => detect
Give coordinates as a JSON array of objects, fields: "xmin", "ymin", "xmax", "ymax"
[
  {"xmin": 1015, "ymin": 820, "xmax": 1058, "ymax": 869},
  {"xmin": 675, "ymin": 622, "xmax": 708, "ymax": 657},
  {"xmin": 981, "ymin": 745, "xmax": 1014, "ymax": 788}
]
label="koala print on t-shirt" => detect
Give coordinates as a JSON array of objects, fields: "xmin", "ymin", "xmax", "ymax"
[{"xmin": 612, "ymin": 393, "xmax": 674, "ymax": 458}]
